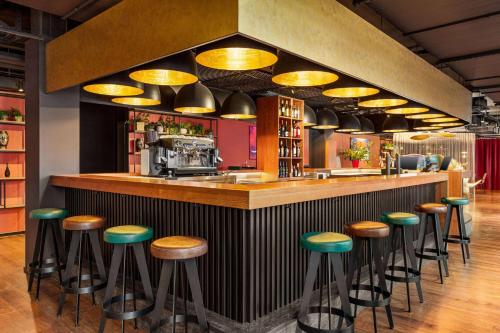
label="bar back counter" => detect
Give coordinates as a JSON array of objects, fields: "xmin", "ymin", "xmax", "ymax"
[{"xmin": 50, "ymin": 172, "xmax": 447, "ymax": 328}]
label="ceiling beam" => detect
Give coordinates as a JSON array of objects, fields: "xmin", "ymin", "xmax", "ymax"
[
  {"xmin": 474, "ymin": 84, "xmax": 500, "ymax": 91},
  {"xmin": 437, "ymin": 48, "xmax": 500, "ymax": 64},
  {"xmin": 0, "ymin": 26, "xmax": 43, "ymax": 41},
  {"xmin": 465, "ymin": 75, "xmax": 500, "ymax": 82},
  {"xmin": 484, "ymin": 90, "xmax": 500, "ymax": 94},
  {"xmin": 403, "ymin": 10, "xmax": 500, "ymax": 36}
]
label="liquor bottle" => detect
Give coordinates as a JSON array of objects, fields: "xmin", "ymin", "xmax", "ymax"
[
  {"xmin": 296, "ymin": 163, "xmax": 301, "ymax": 177},
  {"xmin": 296, "ymin": 123, "xmax": 301, "ymax": 138},
  {"xmin": 279, "ymin": 161, "xmax": 282, "ymax": 178},
  {"xmin": 297, "ymin": 144, "xmax": 301, "ymax": 157},
  {"xmin": 280, "ymin": 99, "xmax": 284, "ymax": 116},
  {"xmin": 279, "ymin": 140, "xmax": 283, "ymax": 157},
  {"xmin": 285, "ymin": 100, "xmax": 290, "ymax": 117},
  {"xmin": 278, "ymin": 122, "xmax": 281, "ymax": 137},
  {"xmin": 284, "ymin": 124, "xmax": 289, "ymax": 137},
  {"xmin": 292, "ymin": 141, "xmax": 297, "ymax": 157},
  {"xmin": 284, "ymin": 141, "xmax": 289, "ymax": 157}
]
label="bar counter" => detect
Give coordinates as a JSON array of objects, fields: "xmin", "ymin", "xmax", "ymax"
[{"xmin": 49, "ymin": 172, "xmax": 447, "ymax": 328}]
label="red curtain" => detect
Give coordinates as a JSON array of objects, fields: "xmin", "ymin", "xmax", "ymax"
[{"xmin": 476, "ymin": 138, "xmax": 500, "ymax": 190}]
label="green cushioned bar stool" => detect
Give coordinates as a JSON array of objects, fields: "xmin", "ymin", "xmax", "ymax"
[
  {"xmin": 441, "ymin": 196, "xmax": 471, "ymax": 264},
  {"xmin": 382, "ymin": 212, "xmax": 424, "ymax": 312},
  {"xmin": 296, "ymin": 232, "xmax": 354, "ymax": 333},
  {"xmin": 98, "ymin": 225, "xmax": 155, "ymax": 333},
  {"xmin": 28, "ymin": 208, "xmax": 68, "ymax": 301}
]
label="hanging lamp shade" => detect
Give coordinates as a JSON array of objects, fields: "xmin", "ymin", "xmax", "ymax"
[
  {"xmin": 405, "ymin": 109, "xmax": 445, "ymax": 119},
  {"xmin": 413, "ymin": 119, "xmax": 442, "ymax": 131},
  {"xmin": 358, "ymin": 92, "xmax": 408, "ymax": 108},
  {"xmin": 272, "ymin": 51, "xmax": 339, "ymax": 87},
  {"xmin": 382, "ymin": 116, "xmax": 409, "ymax": 133},
  {"xmin": 322, "ymin": 77, "xmax": 379, "ymax": 98},
  {"xmin": 352, "ymin": 116, "xmax": 375, "ymax": 134},
  {"xmin": 129, "ymin": 51, "xmax": 198, "ymax": 86},
  {"xmin": 312, "ymin": 109, "xmax": 339, "ymax": 129},
  {"xmin": 83, "ymin": 71, "xmax": 144, "ymax": 96},
  {"xmin": 336, "ymin": 114, "xmax": 361, "ymax": 132},
  {"xmin": 385, "ymin": 102, "xmax": 429, "ymax": 115},
  {"xmin": 174, "ymin": 82, "xmax": 216, "ymax": 114},
  {"xmin": 195, "ymin": 35, "xmax": 278, "ymax": 71},
  {"xmin": 303, "ymin": 105, "xmax": 317, "ymax": 127},
  {"xmin": 220, "ymin": 91, "xmax": 256, "ymax": 119},
  {"xmin": 423, "ymin": 116, "xmax": 459, "ymax": 123},
  {"xmin": 430, "ymin": 122, "xmax": 465, "ymax": 128},
  {"xmin": 111, "ymin": 84, "xmax": 161, "ymax": 106}
]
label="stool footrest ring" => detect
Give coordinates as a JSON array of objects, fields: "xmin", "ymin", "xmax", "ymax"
[
  {"xmin": 153, "ymin": 313, "xmax": 209, "ymax": 332},
  {"xmin": 385, "ymin": 265, "xmax": 420, "ymax": 283},
  {"xmin": 444, "ymin": 235, "xmax": 470, "ymax": 244},
  {"xmin": 29, "ymin": 258, "xmax": 65, "ymax": 275},
  {"xmin": 102, "ymin": 292, "xmax": 154, "ymax": 321},
  {"xmin": 62, "ymin": 274, "xmax": 106, "ymax": 294},
  {"xmin": 415, "ymin": 248, "xmax": 448, "ymax": 261},
  {"xmin": 349, "ymin": 284, "xmax": 391, "ymax": 308},
  {"xmin": 297, "ymin": 306, "xmax": 354, "ymax": 333}
]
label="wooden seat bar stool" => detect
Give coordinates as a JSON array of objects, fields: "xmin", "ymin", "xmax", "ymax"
[
  {"xmin": 98, "ymin": 225, "xmax": 155, "ymax": 333},
  {"xmin": 441, "ymin": 197, "xmax": 471, "ymax": 264},
  {"xmin": 415, "ymin": 203, "xmax": 449, "ymax": 283},
  {"xmin": 28, "ymin": 208, "xmax": 68, "ymax": 301},
  {"xmin": 382, "ymin": 212, "xmax": 424, "ymax": 312},
  {"xmin": 57, "ymin": 215, "xmax": 107, "ymax": 326},
  {"xmin": 345, "ymin": 221, "xmax": 394, "ymax": 333},
  {"xmin": 150, "ymin": 236, "xmax": 209, "ymax": 333},
  {"xmin": 296, "ymin": 232, "xmax": 354, "ymax": 333}
]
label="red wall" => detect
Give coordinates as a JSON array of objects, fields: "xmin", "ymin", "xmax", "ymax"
[{"xmin": 217, "ymin": 119, "xmax": 256, "ymax": 169}]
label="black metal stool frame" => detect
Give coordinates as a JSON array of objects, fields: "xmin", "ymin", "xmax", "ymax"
[
  {"xmin": 443, "ymin": 204, "xmax": 470, "ymax": 264},
  {"xmin": 98, "ymin": 243, "xmax": 155, "ymax": 333},
  {"xmin": 28, "ymin": 218, "xmax": 66, "ymax": 300},
  {"xmin": 57, "ymin": 229, "xmax": 107, "ymax": 325},
  {"xmin": 296, "ymin": 252, "xmax": 354, "ymax": 333},
  {"xmin": 384, "ymin": 225, "xmax": 424, "ymax": 312},
  {"xmin": 150, "ymin": 258, "xmax": 209, "ymax": 333},
  {"xmin": 416, "ymin": 212, "xmax": 449, "ymax": 283},
  {"xmin": 347, "ymin": 237, "xmax": 393, "ymax": 333}
]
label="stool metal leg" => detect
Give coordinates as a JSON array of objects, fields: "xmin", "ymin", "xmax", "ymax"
[
  {"xmin": 131, "ymin": 252, "xmax": 137, "ymax": 329},
  {"xmin": 296, "ymin": 251, "xmax": 321, "ymax": 333},
  {"xmin": 431, "ymin": 215, "xmax": 444, "ymax": 284},
  {"xmin": 458, "ymin": 206, "xmax": 470, "ymax": 261},
  {"xmin": 99, "ymin": 244, "xmax": 124, "ymax": 333},
  {"xmin": 317, "ymin": 259, "xmax": 323, "ymax": 329},
  {"xmin": 132, "ymin": 243, "xmax": 154, "ymax": 301},
  {"xmin": 401, "ymin": 227, "xmax": 412, "ymax": 312},
  {"xmin": 75, "ymin": 231, "xmax": 84, "ymax": 326},
  {"xmin": 443, "ymin": 204, "xmax": 452, "ymax": 252},
  {"xmin": 434, "ymin": 214, "xmax": 449, "ymax": 277},
  {"xmin": 150, "ymin": 260, "xmax": 174, "ymax": 332},
  {"xmin": 329, "ymin": 253, "xmax": 352, "ymax": 330},
  {"xmin": 185, "ymin": 258, "xmax": 209, "ymax": 332},
  {"xmin": 28, "ymin": 221, "xmax": 43, "ymax": 292},
  {"xmin": 86, "ymin": 233, "xmax": 96, "ymax": 305},
  {"xmin": 121, "ymin": 244, "xmax": 127, "ymax": 333},
  {"xmin": 326, "ymin": 254, "xmax": 333, "ymax": 331},
  {"xmin": 418, "ymin": 215, "xmax": 427, "ymax": 273},
  {"xmin": 389, "ymin": 227, "xmax": 399, "ymax": 294},
  {"xmin": 53, "ymin": 220, "xmax": 66, "ymax": 263},
  {"xmin": 35, "ymin": 220, "xmax": 48, "ymax": 301},
  {"xmin": 172, "ymin": 260, "xmax": 178, "ymax": 333},
  {"xmin": 405, "ymin": 227, "xmax": 424, "ymax": 304},
  {"xmin": 367, "ymin": 239, "xmax": 378, "ymax": 333},
  {"xmin": 57, "ymin": 230, "xmax": 80, "ymax": 316},
  {"xmin": 353, "ymin": 248, "xmax": 362, "ymax": 317},
  {"xmin": 88, "ymin": 231, "xmax": 107, "ymax": 283},
  {"xmin": 373, "ymin": 239, "xmax": 394, "ymax": 329},
  {"xmin": 49, "ymin": 221, "xmax": 64, "ymax": 286}
]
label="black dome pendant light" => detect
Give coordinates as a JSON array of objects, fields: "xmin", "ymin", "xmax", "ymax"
[
  {"xmin": 352, "ymin": 116, "xmax": 375, "ymax": 134},
  {"xmin": 111, "ymin": 84, "xmax": 161, "ymax": 106},
  {"xmin": 337, "ymin": 113, "xmax": 361, "ymax": 132},
  {"xmin": 272, "ymin": 51, "xmax": 339, "ymax": 87},
  {"xmin": 322, "ymin": 77, "xmax": 380, "ymax": 98},
  {"xmin": 382, "ymin": 115, "xmax": 409, "ymax": 133},
  {"xmin": 174, "ymin": 82, "xmax": 216, "ymax": 114},
  {"xmin": 83, "ymin": 71, "xmax": 144, "ymax": 96},
  {"xmin": 220, "ymin": 91, "xmax": 256, "ymax": 119},
  {"xmin": 195, "ymin": 35, "xmax": 278, "ymax": 71},
  {"xmin": 312, "ymin": 109, "xmax": 339, "ymax": 129},
  {"xmin": 303, "ymin": 105, "xmax": 317, "ymax": 127},
  {"xmin": 129, "ymin": 51, "xmax": 198, "ymax": 86}
]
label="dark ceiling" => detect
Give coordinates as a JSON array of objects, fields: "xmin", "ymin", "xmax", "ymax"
[{"xmin": 339, "ymin": 0, "xmax": 500, "ymax": 105}]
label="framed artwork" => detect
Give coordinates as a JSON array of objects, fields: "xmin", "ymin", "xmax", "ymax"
[
  {"xmin": 351, "ymin": 137, "xmax": 370, "ymax": 158},
  {"xmin": 249, "ymin": 125, "xmax": 257, "ymax": 160}
]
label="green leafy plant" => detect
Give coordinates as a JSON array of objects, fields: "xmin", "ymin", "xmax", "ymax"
[
  {"xmin": 0, "ymin": 110, "xmax": 8, "ymax": 120},
  {"xmin": 382, "ymin": 143, "xmax": 394, "ymax": 150},
  {"xmin": 193, "ymin": 123, "xmax": 205, "ymax": 135},
  {"xmin": 341, "ymin": 146, "xmax": 370, "ymax": 161}
]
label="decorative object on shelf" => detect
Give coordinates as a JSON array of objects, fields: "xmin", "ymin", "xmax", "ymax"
[
  {"xmin": 303, "ymin": 105, "xmax": 317, "ymax": 127},
  {"xmin": 135, "ymin": 137, "xmax": 145, "ymax": 152},
  {"xmin": 174, "ymin": 82, "xmax": 216, "ymax": 113},
  {"xmin": 352, "ymin": 116, "xmax": 375, "ymax": 134},
  {"xmin": 9, "ymin": 107, "xmax": 23, "ymax": 122},
  {"xmin": 0, "ymin": 130, "xmax": 8, "ymax": 149},
  {"xmin": 322, "ymin": 76, "xmax": 379, "ymax": 98},
  {"xmin": 134, "ymin": 113, "xmax": 149, "ymax": 132},
  {"xmin": 337, "ymin": 113, "xmax": 361, "ymax": 132},
  {"xmin": 312, "ymin": 108, "xmax": 338, "ymax": 129},
  {"xmin": 129, "ymin": 51, "xmax": 198, "ymax": 86},
  {"xmin": 4, "ymin": 163, "xmax": 10, "ymax": 178},
  {"xmin": 112, "ymin": 84, "xmax": 161, "ymax": 106},
  {"xmin": 382, "ymin": 115, "xmax": 409, "ymax": 133},
  {"xmin": 405, "ymin": 109, "xmax": 445, "ymax": 119},
  {"xmin": 358, "ymin": 91, "xmax": 408, "ymax": 108},
  {"xmin": 221, "ymin": 91, "xmax": 256, "ymax": 119},
  {"xmin": 0, "ymin": 110, "xmax": 9, "ymax": 121},
  {"xmin": 381, "ymin": 142, "xmax": 394, "ymax": 151},
  {"xmin": 179, "ymin": 122, "xmax": 189, "ymax": 135},
  {"xmin": 195, "ymin": 35, "xmax": 278, "ymax": 71},
  {"xmin": 342, "ymin": 139, "xmax": 370, "ymax": 168},
  {"xmin": 272, "ymin": 51, "xmax": 339, "ymax": 87},
  {"xmin": 385, "ymin": 102, "xmax": 429, "ymax": 115},
  {"xmin": 83, "ymin": 71, "xmax": 144, "ymax": 96}
]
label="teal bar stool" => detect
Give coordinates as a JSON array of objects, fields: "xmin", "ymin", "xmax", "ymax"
[
  {"xmin": 98, "ymin": 225, "xmax": 155, "ymax": 333},
  {"xmin": 382, "ymin": 212, "xmax": 423, "ymax": 312},
  {"xmin": 442, "ymin": 196, "xmax": 470, "ymax": 264},
  {"xmin": 28, "ymin": 208, "xmax": 68, "ymax": 300},
  {"xmin": 296, "ymin": 231, "xmax": 354, "ymax": 333}
]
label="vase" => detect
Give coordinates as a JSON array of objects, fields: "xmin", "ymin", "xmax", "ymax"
[
  {"xmin": 0, "ymin": 130, "xmax": 8, "ymax": 149},
  {"xmin": 135, "ymin": 121, "xmax": 145, "ymax": 132},
  {"xmin": 180, "ymin": 128, "xmax": 188, "ymax": 135},
  {"xmin": 352, "ymin": 160, "xmax": 360, "ymax": 168},
  {"xmin": 4, "ymin": 163, "xmax": 10, "ymax": 178},
  {"xmin": 156, "ymin": 125, "xmax": 164, "ymax": 133}
]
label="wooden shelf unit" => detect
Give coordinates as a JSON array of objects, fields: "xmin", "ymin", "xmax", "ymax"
[{"xmin": 257, "ymin": 95, "xmax": 305, "ymax": 179}]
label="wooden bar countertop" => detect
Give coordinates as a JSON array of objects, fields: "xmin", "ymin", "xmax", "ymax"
[{"xmin": 50, "ymin": 172, "xmax": 448, "ymax": 210}]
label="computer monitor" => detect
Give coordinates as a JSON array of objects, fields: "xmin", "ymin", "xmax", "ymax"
[
  {"xmin": 400, "ymin": 154, "xmax": 424, "ymax": 170},
  {"xmin": 440, "ymin": 156, "xmax": 452, "ymax": 171}
]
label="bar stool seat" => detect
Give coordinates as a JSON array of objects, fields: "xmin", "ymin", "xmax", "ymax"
[
  {"xmin": 442, "ymin": 196, "xmax": 471, "ymax": 264},
  {"xmin": 300, "ymin": 231, "xmax": 353, "ymax": 253},
  {"xmin": 382, "ymin": 212, "xmax": 419, "ymax": 225},
  {"xmin": 30, "ymin": 208, "xmax": 68, "ymax": 220},
  {"xmin": 415, "ymin": 203, "xmax": 448, "ymax": 214},
  {"xmin": 346, "ymin": 221, "xmax": 389, "ymax": 238},
  {"xmin": 63, "ymin": 215, "xmax": 105, "ymax": 230},
  {"xmin": 441, "ymin": 196, "xmax": 469, "ymax": 206},
  {"xmin": 151, "ymin": 236, "xmax": 208, "ymax": 260},
  {"xmin": 103, "ymin": 225, "xmax": 153, "ymax": 244}
]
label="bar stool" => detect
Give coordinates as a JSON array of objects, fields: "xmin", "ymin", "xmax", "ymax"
[
  {"xmin": 346, "ymin": 221, "xmax": 393, "ymax": 333},
  {"xmin": 98, "ymin": 225, "xmax": 155, "ymax": 333},
  {"xmin": 28, "ymin": 208, "xmax": 68, "ymax": 300},
  {"xmin": 382, "ymin": 212, "xmax": 423, "ymax": 312},
  {"xmin": 150, "ymin": 236, "xmax": 209, "ymax": 333},
  {"xmin": 441, "ymin": 197, "xmax": 471, "ymax": 264},
  {"xmin": 57, "ymin": 215, "xmax": 107, "ymax": 326},
  {"xmin": 296, "ymin": 232, "xmax": 354, "ymax": 333},
  {"xmin": 414, "ymin": 203, "xmax": 449, "ymax": 283}
]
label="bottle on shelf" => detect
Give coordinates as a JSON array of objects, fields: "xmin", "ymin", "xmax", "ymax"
[
  {"xmin": 296, "ymin": 144, "xmax": 301, "ymax": 158},
  {"xmin": 278, "ymin": 121, "xmax": 282, "ymax": 137},
  {"xmin": 296, "ymin": 122, "xmax": 301, "ymax": 138},
  {"xmin": 280, "ymin": 99, "xmax": 285, "ymax": 116},
  {"xmin": 279, "ymin": 140, "xmax": 284, "ymax": 157},
  {"xmin": 296, "ymin": 163, "xmax": 301, "ymax": 177},
  {"xmin": 285, "ymin": 100, "xmax": 290, "ymax": 117},
  {"xmin": 284, "ymin": 141, "xmax": 289, "ymax": 157},
  {"xmin": 284, "ymin": 123, "xmax": 289, "ymax": 137},
  {"xmin": 292, "ymin": 141, "xmax": 297, "ymax": 157}
]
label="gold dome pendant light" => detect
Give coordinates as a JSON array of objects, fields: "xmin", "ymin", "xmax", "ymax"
[
  {"xmin": 385, "ymin": 102, "xmax": 429, "ymax": 115},
  {"xmin": 322, "ymin": 77, "xmax": 380, "ymax": 98},
  {"xmin": 83, "ymin": 71, "xmax": 144, "ymax": 96},
  {"xmin": 174, "ymin": 82, "xmax": 216, "ymax": 114},
  {"xmin": 129, "ymin": 51, "xmax": 198, "ymax": 86},
  {"xmin": 220, "ymin": 91, "xmax": 256, "ymax": 119},
  {"xmin": 111, "ymin": 84, "xmax": 161, "ymax": 106},
  {"xmin": 412, "ymin": 119, "xmax": 442, "ymax": 131},
  {"xmin": 430, "ymin": 122, "xmax": 465, "ymax": 128},
  {"xmin": 195, "ymin": 35, "xmax": 278, "ymax": 71},
  {"xmin": 272, "ymin": 51, "xmax": 339, "ymax": 87},
  {"xmin": 422, "ymin": 116, "xmax": 459, "ymax": 123},
  {"xmin": 405, "ymin": 109, "xmax": 446, "ymax": 119},
  {"xmin": 358, "ymin": 91, "xmax": 408, "ymax": 108}
]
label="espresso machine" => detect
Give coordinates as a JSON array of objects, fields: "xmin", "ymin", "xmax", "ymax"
[{"xmin": 141, "ymin": 134, "xmax": 221, "ymax": 178}]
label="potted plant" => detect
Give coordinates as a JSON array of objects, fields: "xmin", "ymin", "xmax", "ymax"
[
  {"xmin": 193, "ymin": 123, "xmax": 205, "ymax": 136},
  {"xmin": 341, "ymin": 146, "xmax": 370, "ymax": 168},
  {"xmin": 179, "ymin": 122, "xmax": 189, "ymax": 135},
  {"xmin": 134, "ymin": 113, "xmax": 149, "ymax": 132},
  {"xmin": 0, "ymin": 110, "xmax": 9, "ymax": 121},
  {"xmin": 145, "ymin": 121, "xmax": 156, "ymax": 131},
  {"xmin": 10, "ymin": 107, "xmax": 23, "ymax": 122},
  {"xmin": 156, "ymin": 116, "xmax": 165, "ymax": 133}
]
